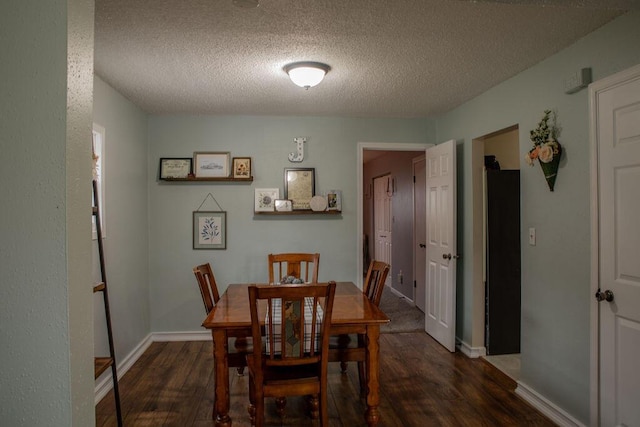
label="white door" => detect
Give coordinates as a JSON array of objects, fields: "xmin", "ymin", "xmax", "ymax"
[
  {"xmin": 374, "ymin": 175, "xmax": 392, "ymax": 287},
  {"xmin": 592, "ymin": 65, "xmax": 640, "ymax": 427},
  {"xmin": 413, "ymin": 156, "xmax": 427, "ymax": 312},
  {"xmin": 425, "ymin": 140, "xmax": 457, "ymax": 352}
]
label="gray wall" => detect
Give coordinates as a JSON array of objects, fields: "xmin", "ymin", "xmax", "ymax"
[
  {"xmin": 436, "ymin": 11, "xmax": 640, "ymax": 424},
  {"xmin": 92, "ymin": 76, "xmax": 151, "ymax": 374},
  {"xmin": 147, "ymin": 116, "xmax": 429, "ymax": 332},
  {"xmin": 0, "ymin": 0, "xmax": 95, "ymax": 425}
]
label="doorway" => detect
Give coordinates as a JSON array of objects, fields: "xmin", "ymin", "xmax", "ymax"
[
  {"xmin": 475, "ymin": 127, "xmax": 522, "ymax": 378},
  {"xmin": 357, "ymin": 143, "xmax": 429, "ymax": 300}
]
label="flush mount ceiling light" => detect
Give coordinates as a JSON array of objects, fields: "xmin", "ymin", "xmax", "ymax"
[{"xmin": 284, "ymin": 62, "xmax": 331, "ymax": 89}]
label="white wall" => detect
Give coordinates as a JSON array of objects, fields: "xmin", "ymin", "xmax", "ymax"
[
  {"xmin": 147, "ymin": 116, "xmax": 430, "ymax": 332},
  {"xmin": 436, "ymin": 11, "xmax": 640, "ymax": 424},
  {"xmin": 92, "ymin": 76, "xmax": 151, "ymax": 375},
  {"xmin": 0, "ymin": 0, "xmax": 95, "ymax": 425}
]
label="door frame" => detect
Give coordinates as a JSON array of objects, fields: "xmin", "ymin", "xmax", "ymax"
[
  {"xmin": 357, "ymin": 142, "xmax": 431, "ymax": 288},
  {"xmin": 588, "ymin": 63, "xmax": 640, "ymax": 426}
]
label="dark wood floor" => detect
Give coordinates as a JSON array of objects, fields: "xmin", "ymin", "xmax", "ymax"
[{"xmin": 96, "ymin": 332, "xmax": 556, "ymax": 426}]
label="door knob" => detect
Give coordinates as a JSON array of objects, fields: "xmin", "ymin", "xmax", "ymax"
[
  {"xmin": 419, "ymin": 243, "xmax": 426, "ymax": 248},
  {"xmin": 595, "ymin": 289, "xmax": 614, "ymax": 302},
  {"xmin": 442, "ymin": 253, "xmax": 461, "ymax": 260}
]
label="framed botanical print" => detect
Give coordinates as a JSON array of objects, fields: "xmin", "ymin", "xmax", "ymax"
[
  {"xmin": 193, "ymin": 211, "xmax": 226, "ymax": 249},
  {"xmin": 284, "ymin": 168, "xmax": 315, "ymax": 210},
  {"xmin": 232, "ymin": 157, "xmax": 252, "ymax": 178},
  {"xmin": 254, "ymin": 188, "xmax": 279, "ymax": 212}
]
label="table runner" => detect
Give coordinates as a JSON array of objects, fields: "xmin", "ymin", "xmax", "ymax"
[{"xmin": 265, "ymin": 297, "xmax": 324, "ymax": 355}]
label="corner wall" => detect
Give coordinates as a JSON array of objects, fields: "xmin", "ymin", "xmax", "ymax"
[{"xmin": 436, "ymin": 11, "xmax": 640, "ymax": 423}]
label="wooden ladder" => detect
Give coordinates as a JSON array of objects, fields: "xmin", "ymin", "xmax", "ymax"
[{"xmin": 93, "ymin": 179, "xmax": 123, "ymax": 426}]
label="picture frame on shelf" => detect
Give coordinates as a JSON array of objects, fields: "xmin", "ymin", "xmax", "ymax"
[
  {"xmin": 194, "ymin": 152, "xmax": 230, "ymax": 178},
  {"xmin": 232, "ymin": 157, "xmax": 252, "ymax": 179},
  {"xmin": 327, "ymin": 190, "xmax": 342, "ymax": 211},
  {"xmin": 255, "ymin": 188, "xmax": 279, "ymax": 212},
  {"xmin": 284, "ymin": 168, "xmax": 315, "ymax": 210},
  {"xmin": 193, "ymin": 211, "xmax": 226, "ymax": 249},
  {"xmin": 159, "ymin": 158, "xmax": 192, "ymax": 180},
  {"xmin": 274, "ymin": 199, "xmax": 293, "ymax": 212}
]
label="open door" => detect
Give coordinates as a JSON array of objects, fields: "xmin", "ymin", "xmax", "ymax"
[{"xmin": 425, "ymin": 140, "xmax": 457, "ymax": 352}]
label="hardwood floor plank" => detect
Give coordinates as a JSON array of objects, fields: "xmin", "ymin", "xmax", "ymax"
[{"xmin": 96, "ymin": 333, "xmax": 557, "ymax": 426}]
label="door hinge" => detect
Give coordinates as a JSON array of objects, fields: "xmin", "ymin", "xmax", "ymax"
[
  {"xmin": 413, "ymin": 175, "xmax": 416, "ymax": 183},
  {"xmin": 414, "ymin": 280, "xmax": 417, "ymax": 288}
]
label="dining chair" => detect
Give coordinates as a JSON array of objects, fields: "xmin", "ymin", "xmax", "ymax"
[
  {"xmin": 267, "ymin": 253, "xmax": 320, "ymax": 284},
  {"xmin": 329, "ymin": 260, "xmax": 390, "ymax": 395},
  {"xmin": 246, "ymin": 281, "xmax": 336, "ymax": 427},
  {"xmin": 193, "ymin": 263, "xmax": 249, "ymax": 375}
]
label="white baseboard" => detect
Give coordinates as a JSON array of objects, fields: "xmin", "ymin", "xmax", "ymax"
[
  {"xmin": 515, "ymin": 381, "xmax": 585, "ymax": 427},
  {"xmin": 457, "ymin": 339, "xmax": 486, "ymax": 358},
  {"xmin": 94, "ymin": 333, "xmax": 153, "ymax": 404},
  {"xmin": 151, "ymin": 330, "xmax": 210, "ymax": 342}
]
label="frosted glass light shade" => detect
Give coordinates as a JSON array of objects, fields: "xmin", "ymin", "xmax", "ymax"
[{"xmin": 284, "ymin": 62, "xmax": 330, "ymax": 89}]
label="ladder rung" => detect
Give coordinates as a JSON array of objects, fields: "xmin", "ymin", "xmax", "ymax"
[
  {"xmin": 93, "ymin": 282, "xmax": 106, "ymax": 293},
  {"xmin": 94, "ymin": 357, "xmax": 113, "ymax": 379}
]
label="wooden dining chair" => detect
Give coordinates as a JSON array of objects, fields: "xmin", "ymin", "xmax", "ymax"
[
  {"xmin": 193, "ymin": 263, "xmax": 249, "ymax": 375},
  {"xmin": 246, "ymin": 281, "xmax": 336, "ymax": 427},
  {"xmin": 329, "ymin": 260, "xmax": 390, "ymax": 395},
  {"xmin": 268, "ymin": 253, "xmax": 320, "ymax": 284}
]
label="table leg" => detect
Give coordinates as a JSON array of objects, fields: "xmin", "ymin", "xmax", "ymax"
[
  {"xmin": 212, "ymin": 329, "xmax": 232, "ymax": 427},
  {"xmin": 364, "ymin": 325, "xmax": 381, "ymax": 426}
]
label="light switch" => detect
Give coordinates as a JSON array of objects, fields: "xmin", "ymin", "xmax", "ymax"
[{"xmin": 529, "ymin": 228, "xmax": 536, "ymax": 246}]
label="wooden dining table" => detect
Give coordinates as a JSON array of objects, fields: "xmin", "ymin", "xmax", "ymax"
[{"xmin": 202, "ymin": 281, "xmax": 390, "ymax": 426}]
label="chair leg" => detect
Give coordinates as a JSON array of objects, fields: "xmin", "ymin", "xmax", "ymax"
[
  {"xmin": 275, "ymin": 396, "xmax": 287, "ymax": 419},
  {"xmin": 306, "ymin": 394, "xmax": 319, "ymax": 419},
  {"xmin": 248, "ymin": 376, "xmax": 256, "ymax": 426}
]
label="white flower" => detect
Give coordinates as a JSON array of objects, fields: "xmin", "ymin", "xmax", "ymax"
[
  {"xmin": 538, "ymin": 143, "xmax": 555, "ymax": 163},
  {"xmin": 525, "ymin": 153, "xmax": 534, "ymax": 166}
]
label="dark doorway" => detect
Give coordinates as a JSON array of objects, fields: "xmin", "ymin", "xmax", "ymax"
[{"xmin": 485, "ymin": 169, "xmax": 521, "ymax": 355}]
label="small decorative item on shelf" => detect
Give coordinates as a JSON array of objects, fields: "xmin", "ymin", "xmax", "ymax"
[
  {"xmin": 326, "ymin": 190, "xmax": 342, "ymax": 211},
  {"xmin": 309, "ymin": 195, "xmax": 327, "ymax": 212},
  {"xmin": 526, "ymin": 109, "xmax": 562, "ymax": 191},
  {"xmin": 274, "ymin": 199, "xmax": 292, "ymax": 212}
]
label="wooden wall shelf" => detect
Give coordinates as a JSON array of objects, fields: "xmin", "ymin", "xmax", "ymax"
[
  {"xmin": 160, "ymin": 176, "xmax": 253, "ymax": 182},
  {"xmin": 254, "ymin": 210, "xmax": 342, "ymax": 216}
]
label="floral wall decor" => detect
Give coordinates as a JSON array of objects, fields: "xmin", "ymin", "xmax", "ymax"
[{"xmin": 526, "ymin": 109, "xmax": 562, "ymax": 191}]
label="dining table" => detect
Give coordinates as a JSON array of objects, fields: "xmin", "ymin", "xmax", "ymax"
[{"xmin": 202, "ymin": 281, "xmax": 390, "ymax": 427}]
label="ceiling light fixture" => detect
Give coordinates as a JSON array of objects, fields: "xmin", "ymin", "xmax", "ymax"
[{"xmin": 284, "ymin": 62, "xmax": 331, "ymax": 89}]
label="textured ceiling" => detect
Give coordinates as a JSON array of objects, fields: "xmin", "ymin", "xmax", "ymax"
[{"xmin": 94, "ymin": 0, "xmax": 633, "ymax": 118}]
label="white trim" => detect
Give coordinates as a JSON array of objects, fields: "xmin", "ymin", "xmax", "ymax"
[
  {"xmin": 151, "ymin": 331, "xmax": 211, "ymax": 342},
  {"xmin": 357, "ymin": 142, "xmax": 431, "ymax": 288},
  {"xmin": 457, "ymin": 339, "xmax": 486, "ymax": 358},
  {"xmin": 516, "ymin": 381, "xmax": 586, "ymax": 427},
  {"xmin": 94, "ymin": 333, "xmax": 153, "ymax": 404},
  {"xmin": 587, "ymin": 62, "xmax": 640, "ymax": 427}
]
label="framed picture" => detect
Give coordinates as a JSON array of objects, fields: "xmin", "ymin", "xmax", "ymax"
[
  {"xmin": 327, "ymin": 190, "xmax": 342, "ymax": 211},
  {"xmin": 284, "ymin": 168, "xmax": 315, "ymax": 210},
  {"xmin": 255, "ymin": 188, "xmax": 279, "ymax": 212},
  {"xmin": 193, "ymin": 211, "xmax": 226, "ymax": 249},
  {"xmin": 232, "ymin": 157, "xmax": 252, "ymax": 178},
  {"xmin": 159, "ymin": 157, "xmax": 192, "ymax": 179},
  {"xmin": 194, "ymin": 152, "xmax": 230, "ymax": 178},
  {"xmin": 274, "ymin": 199, "xmax": 292, "ymax": 212}
]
